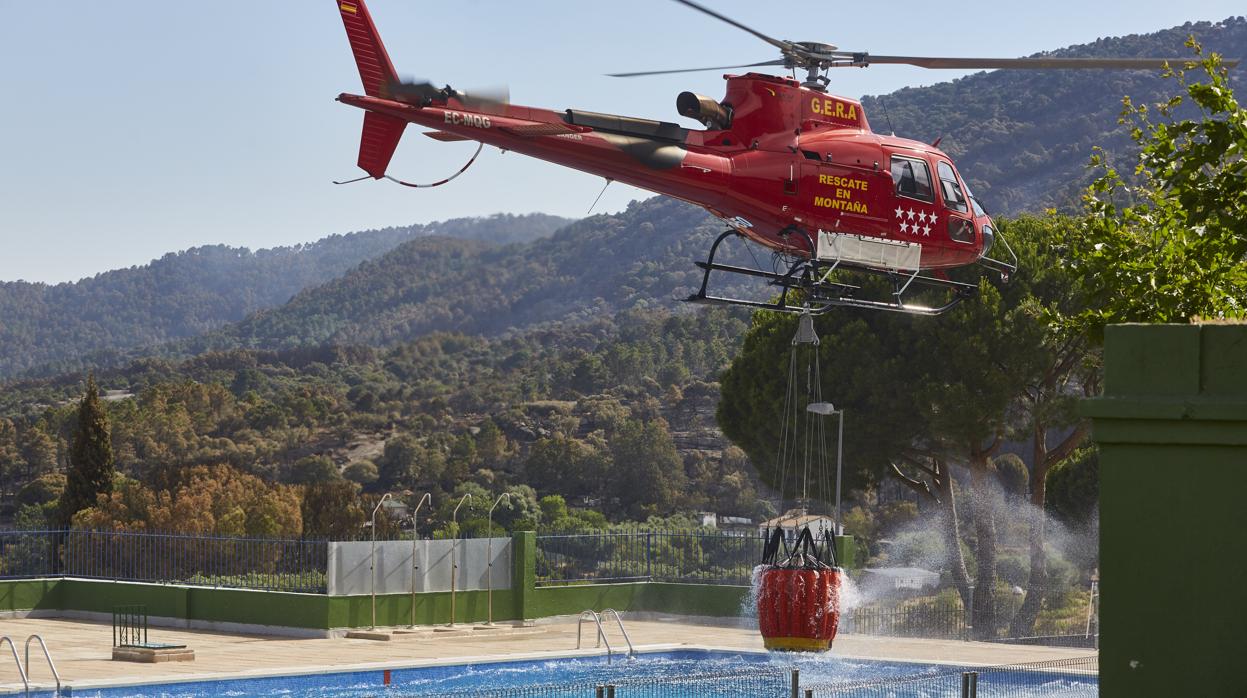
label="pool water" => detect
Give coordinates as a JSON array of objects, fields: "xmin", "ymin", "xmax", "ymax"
[{"xmin": 44, "ymin": 650, "xmax": 1096, "ymax": 697}]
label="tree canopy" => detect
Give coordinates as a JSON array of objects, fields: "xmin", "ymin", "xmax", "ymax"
[
  {"xmin": 59, "ymin": 375, "xmax": 115, "ymax": 527},
  {"xmin": 1064, "ymin": 45, "xmax": 1247, "ymax": 339}
]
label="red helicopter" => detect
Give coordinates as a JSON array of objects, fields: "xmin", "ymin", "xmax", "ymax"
[{"xmin": 332, "ymin": 0, "xmax": 1185, "ymax": 315}]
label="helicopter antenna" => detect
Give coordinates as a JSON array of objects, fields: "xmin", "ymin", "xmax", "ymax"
[
  {"xmin": 587, "ymin": 178, "xmax": 613, "ymax": 214},
  {"xmin": 878, "ymin": 95, "xmax": 897, "ymax": 136}
]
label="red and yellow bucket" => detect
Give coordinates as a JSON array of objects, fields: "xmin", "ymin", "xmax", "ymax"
[{"xmin": 757, "ymin": 567, "xmax": 841, "ymax": 651}]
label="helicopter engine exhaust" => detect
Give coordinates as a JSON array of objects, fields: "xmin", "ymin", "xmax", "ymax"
[{"xmin": 677, "ymin": 92, "xmax": 732, "ymax": 130}]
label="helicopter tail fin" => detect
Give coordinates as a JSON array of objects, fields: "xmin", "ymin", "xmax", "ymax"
[
  {"xmin": 356, "ymin": 111, "xmax": 406, "ymax": 179},
  {"xmin": 336, "ymin": 0, "xmax": 399, "ymax": 98},
  {"xmin": 336, "ymin": 0, "xmax": 407, "ymax": 178}
]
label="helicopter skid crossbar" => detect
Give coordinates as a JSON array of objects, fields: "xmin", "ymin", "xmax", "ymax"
[
  {"xmin": 693, "ymin": 260, "xmax": 859, "ymax": 294},
  {"xmin": 687, "ymin": 229, "xmax": 977, "ymax": 316}
]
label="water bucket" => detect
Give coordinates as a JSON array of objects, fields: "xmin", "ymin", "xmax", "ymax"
[{"xmin": 757, "ymin": 566, "xmax": 841, "ymax": 651}]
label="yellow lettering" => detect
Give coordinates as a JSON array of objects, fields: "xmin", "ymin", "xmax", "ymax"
[
  {"xmin": 811, "ymin": 98, "xmax": 822, "ymax": 115},
  {"xmin": 848, "ymin": 104, "xmax": 857, "ymax": 120},
  {"xmin": 813, "ymin": 175, "xmax": 870, "ymax": 191},
  {"xmin": 813, "ymin": 195, "xmax": 869, "ymax": 214}
]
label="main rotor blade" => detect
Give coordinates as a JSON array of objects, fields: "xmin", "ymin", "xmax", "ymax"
[
  {"xmin": 669, "ymin": 0, "xmax": 793, "ymax": 54},
  {"xmin": 607, "ymin": 59, "xmax": 786, "ymax": 78},
  {"xmin": 856, "ymin": 55, "xmax": 1210, "ymax": 70}
]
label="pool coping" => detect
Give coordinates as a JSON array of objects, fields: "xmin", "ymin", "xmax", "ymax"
[{"xmin": 2, "ymin": 642, "xmax": 1095, "ymax": 695}]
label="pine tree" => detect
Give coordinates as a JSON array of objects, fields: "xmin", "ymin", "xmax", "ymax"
[{"xmin": 59, "ymin": 373, "xmax": 115, "ymax": 528}]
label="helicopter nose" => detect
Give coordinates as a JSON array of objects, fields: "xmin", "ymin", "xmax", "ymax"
[{"xmin": 981, "ymin": 223, "xmax": 995, "ymax": 257}]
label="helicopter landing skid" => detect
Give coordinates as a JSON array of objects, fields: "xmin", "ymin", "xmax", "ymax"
[{"xmin": 686, "ymin": 229, "xmax": 977, "ymax": 317}]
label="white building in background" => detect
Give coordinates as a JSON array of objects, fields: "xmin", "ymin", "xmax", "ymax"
[{"xmin": 759, "ymin": 511, "xmax": 837, "ymax": 539}]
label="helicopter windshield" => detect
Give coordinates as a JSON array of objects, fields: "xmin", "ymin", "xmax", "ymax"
[
  {"xmin": 936, "ymin": 162, "xmax": 968, "ymax": 213},
  {"xmin": 963, "ymin": 180, "xmax": 988, "ymax": 217}
]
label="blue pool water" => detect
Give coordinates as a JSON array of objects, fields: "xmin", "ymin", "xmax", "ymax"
[{"xmin": 44, "ymin": 650, "xmax": 1096, "ymax": 697}]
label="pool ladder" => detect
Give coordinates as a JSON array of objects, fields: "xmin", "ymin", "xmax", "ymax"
[
  {"xmin": 576, "ymin": 609, "xmax": 635, "ymax": 663},
  {"xmin": 1, "ymin": 634, "xmax": 61, "ymax": 697}
]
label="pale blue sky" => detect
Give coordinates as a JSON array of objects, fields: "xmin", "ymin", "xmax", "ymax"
[{"xmin": 0, "ymin": 1, "xmax": 1241, "ymax": 283}]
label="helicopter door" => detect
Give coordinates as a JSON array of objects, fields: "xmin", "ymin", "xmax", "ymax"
[
  {"xmin": 936, "ymin": 161, "xmax": 975, "ymax": 245},
  {"xmin": 801, "ymin": 159, "xmax": 890, "ymax": 229}
]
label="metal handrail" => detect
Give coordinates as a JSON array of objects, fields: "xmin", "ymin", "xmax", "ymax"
[
  {"xmin": 24, "ymin": 635, "xmax": 60, "ymax": 696},
  {"xmin": 576, "ymin": 610, "xmax": 614, "ymax": 663},
  {"xmin": 600, "ymin": 609, "xmax": 635, "ymax": 658},
  {"xmin": 0, "ymin": 636, "xmax": 28, "ymax": 695}
]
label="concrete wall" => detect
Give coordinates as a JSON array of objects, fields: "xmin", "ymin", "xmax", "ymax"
[{"xmin": 1082, "ymin": 323, "xmax": 1247, "ymax": 697}]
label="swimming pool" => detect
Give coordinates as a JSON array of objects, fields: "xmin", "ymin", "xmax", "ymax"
[{"xmin": 31, "ymin": 650, "xmax": 1097, "ymax": 697}]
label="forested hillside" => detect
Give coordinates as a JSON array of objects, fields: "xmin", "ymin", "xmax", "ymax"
[
  {"xmin": 0, "ymin": 307, "xmax": 767, "ymax": 529},
  {"xmin": 183, "ymin": 197, "xmax": 764, "ymax": 352},
  {"xmin": 863, "ymin": 17, "xmax": 1247, "ymax": 215},
  {"xmin": 0, "ymin": 213, "xmax": 569, "ymax": 378}
]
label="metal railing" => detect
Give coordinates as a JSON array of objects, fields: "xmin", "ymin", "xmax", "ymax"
[
  {"xmin": 842, "ymin": 601, "xmax": 969, "ymax": 640},
  {"xmin": 0, "ymin": 529, "xmax": 327, "ymax": 593},
  {"xmin": 0, "ymin": 636, "xmax": 27, "ymax": 695},
  {"xmin": 577, "ymin": 610, "xmax": 614, "ymax": 660},
  {"xmin": 807, "ymin": 656, "xmax": 1098, "ymax": 697},
  {"xmin": 113, "ymin": 605, "xmax": 148, "ymax": 648},
  {"xmin": 23, "ymin": 635, "xmax": 60, "ymax": 696},
  {"xmin": 536, "ymin": 529, "xmax": 761, "ymax": 586}
]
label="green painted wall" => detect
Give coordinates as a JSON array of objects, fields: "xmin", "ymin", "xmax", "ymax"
[
  {"xmin": 0, "ymin": 579, "xmax": 60, "ymax": 613},
  {"xmin": 1083, "ymin": 323, "xmax": 1247, "ymax": 697},
  {"xmin": 0, "ymin": 578, "xmax": 749, "ymax": 630},
  {"xmin": 835, "ymin": 536, "xmax": 856, "ymax": 570},
  {"xmin": 638, "ymin": 583, "xmax": 750, "ymax": 616},
  {"xmin": 533, "ymin": 582, "xmax": 749, "ymax": 619}
]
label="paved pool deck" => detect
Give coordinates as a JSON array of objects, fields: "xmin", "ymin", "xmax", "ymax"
[{"xmin": 0, "ymin": 616, "xmax": 1096, "ymax": 694}]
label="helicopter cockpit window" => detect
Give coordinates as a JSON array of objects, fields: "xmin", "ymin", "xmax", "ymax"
[
  {"xmin": 890, "ymin": 156, "xmax": 933, "ymax": 203},
  {"xmin": 937, "ymin": 161, "xmax": 968, "ymax": 213},
  {"xmin": 964, "ymin": 181, "xmax": 987, "ymax": 217}
]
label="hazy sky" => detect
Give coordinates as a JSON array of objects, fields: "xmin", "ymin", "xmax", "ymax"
[{"xmin": 0, "ymin": 1, "xmax": 1241, "ymax": 283}]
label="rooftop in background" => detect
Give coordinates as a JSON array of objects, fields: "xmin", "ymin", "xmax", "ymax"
[{"xmin": 759, "ymin": 513, "xmax": 836, "ymax": 531}]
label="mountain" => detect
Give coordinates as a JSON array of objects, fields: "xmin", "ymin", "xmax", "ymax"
[
  {"xmin": 185, "ymin": 197, "xmax": 762, "ymax": 353},
  {"xmin": 0, "ymin": 213, "xmax": 570, "ymax": 378},
  {"xmin": 861, "ymin": 17, "xmax": 1247, "ymax": 215}
]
